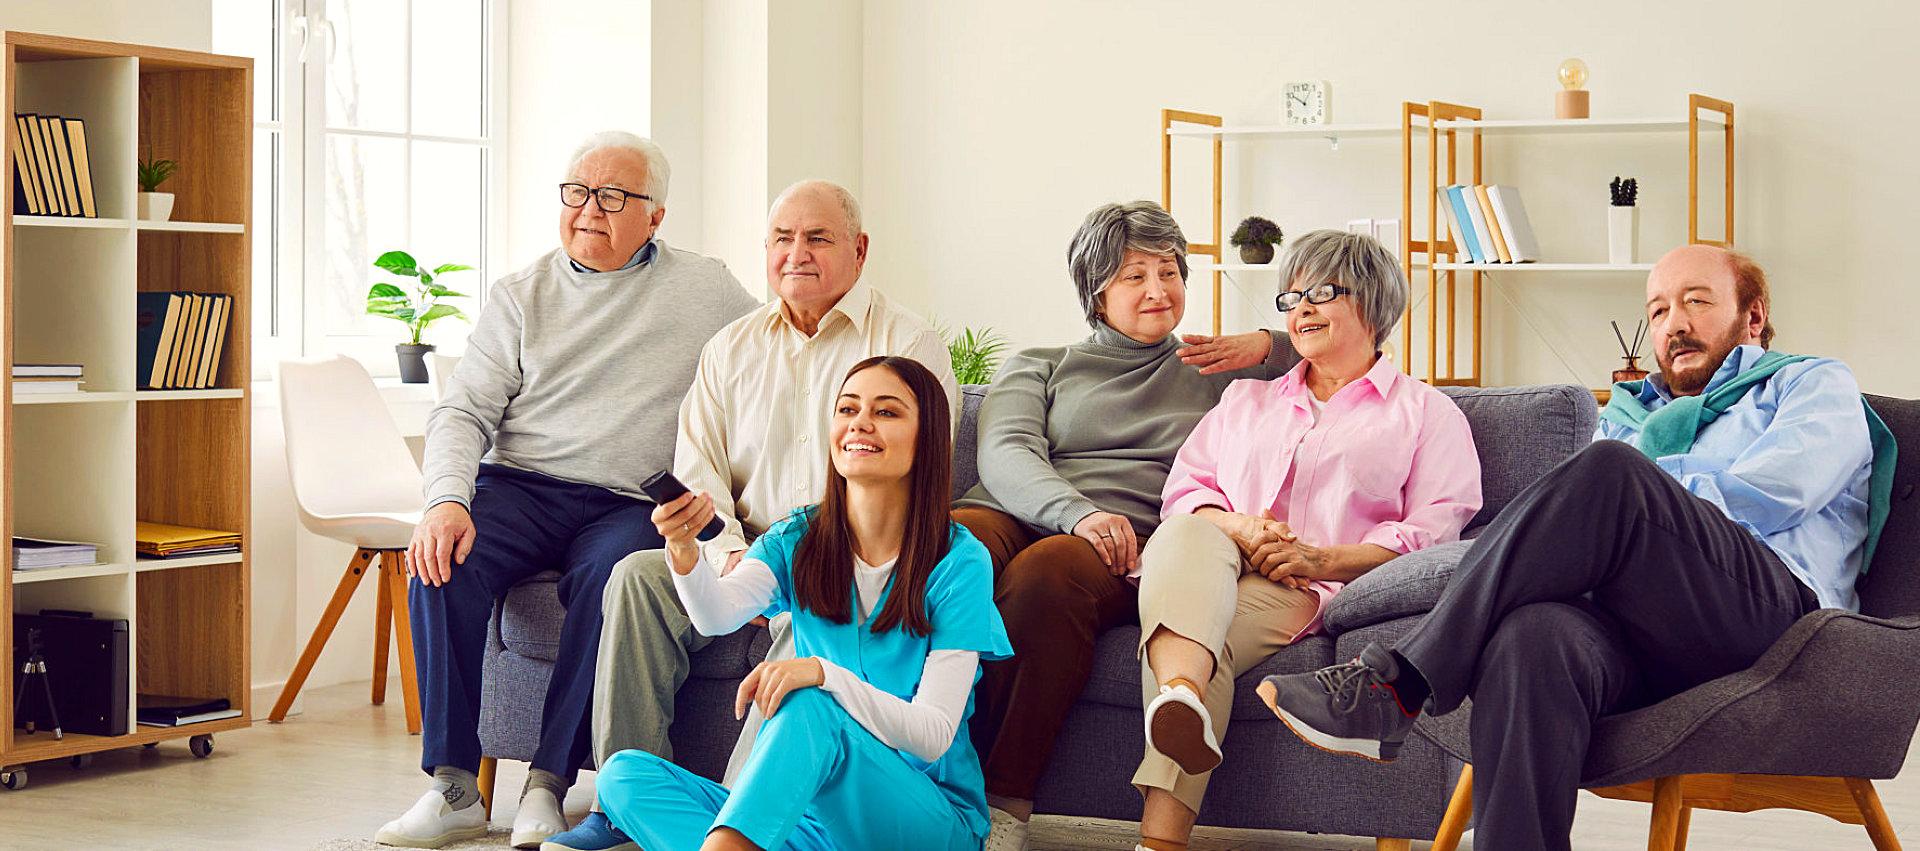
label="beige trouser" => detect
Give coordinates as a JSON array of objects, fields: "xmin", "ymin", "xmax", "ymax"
[{"xmin": 1132, "ymin": 512, "xmax": 1321, "ymax": 814}]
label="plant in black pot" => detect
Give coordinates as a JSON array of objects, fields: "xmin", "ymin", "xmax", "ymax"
[
  {"xmin": 367, "ymin": 250, "xmax": 473, "ymax": 383},
  {"xmin": 1230, "ymin": 216, "xmax": 1283, "ymax": 264}
]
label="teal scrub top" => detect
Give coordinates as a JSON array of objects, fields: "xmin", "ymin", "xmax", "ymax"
[{"xmin": 748, "ymin": 508, "xmax": 1014, "ymax": 840}]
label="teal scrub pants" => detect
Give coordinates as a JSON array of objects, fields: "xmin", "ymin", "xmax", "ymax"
[{"xmin": 598, "ymin": 689, "xmax": 978, "ymax": 851}]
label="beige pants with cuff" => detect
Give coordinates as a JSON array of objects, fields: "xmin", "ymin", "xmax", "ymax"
[{"xmin": 1132, "ymin": 512, "xmax": 1321, "ymax": 814}]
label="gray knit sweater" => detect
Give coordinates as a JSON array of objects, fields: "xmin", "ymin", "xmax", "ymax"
[
  {"xmin": 956, "ymin": 325, "xmax": 1300, "ymax": 537},
  {"xmin": 423, "ymin": 242, "xmax": 760, "ymax": 508}
]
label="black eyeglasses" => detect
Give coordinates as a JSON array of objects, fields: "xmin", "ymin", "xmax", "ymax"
[
  {"xmin": 558, "ymin": 183, "xmax": 652, "ymax": 213},
  {"xmin": 1276, "ymin": 282, "xmax": 1353, "ymax": 312}
]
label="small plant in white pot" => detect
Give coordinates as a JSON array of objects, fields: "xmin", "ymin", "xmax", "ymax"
[
  {"xmin": 137, "ymin": 156, "xmax": 177, "ymax": 221},
  {"xmin": 367, "ymin": 250, "xmax": 474, "ymax": 383},
  {"xmin": 1608, "ymin": 176, "xmax": 1638, "ymax": 264}
]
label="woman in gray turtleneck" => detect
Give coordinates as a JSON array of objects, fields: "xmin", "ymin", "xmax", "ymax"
[{"xmin": 953, "ymin": 201, "xmax": 1299, "ymax": 849}]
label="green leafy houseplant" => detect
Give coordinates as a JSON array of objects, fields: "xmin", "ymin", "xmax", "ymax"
[
  {"xmin": 1230, "ymin": 216, "xmax": 1283, "ymax": 264},
  {"xmin": 1230, "ymin": 216, "xmax": 1284, "ymax": 248},
  {"xmin": 367, "ymin": 250, "xmax": 474, "ymax": 345},
  {"xmin": 137, "ymin": 157, "xmax": 178, "ymax": 192},
  {"xmin": 938, "ymin": 323, "xmax": 1009, "ymax": 386}
]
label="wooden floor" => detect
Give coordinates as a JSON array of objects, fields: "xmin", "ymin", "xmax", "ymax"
[{"xmin": 0, "ymin": 678, "xmax": 1914, "ymax": 850}]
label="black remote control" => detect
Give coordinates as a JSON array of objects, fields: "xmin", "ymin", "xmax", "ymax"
[{"xmin": 638, "ymin": 470, "xmax": 725, "ymax": 541}]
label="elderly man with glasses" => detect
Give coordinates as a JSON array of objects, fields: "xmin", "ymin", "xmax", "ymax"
[{"xmin": 377, "ymin": 131, "xmax": 759, "ymax": 849}]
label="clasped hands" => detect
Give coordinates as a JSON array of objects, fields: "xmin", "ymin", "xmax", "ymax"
[{"xmin": 1219, "ymin": 508, "xmax": 1322, "ymax": 590}]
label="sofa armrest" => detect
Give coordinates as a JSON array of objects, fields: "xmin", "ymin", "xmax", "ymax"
[{"xmin": 1322, "ymin": 539, "xmax": 1474, "ymax": 635}]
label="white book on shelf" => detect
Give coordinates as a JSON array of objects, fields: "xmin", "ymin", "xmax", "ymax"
[
  {"xmin": 1437, "ymin": 186, "xmax": 1470, "ymax": 261},
  {"xmin": 13, "ymin": 379, "xmax": 82, "ymax": 393},
  {"xmin": 13, "ymin": 364, "xmax": 82, "ymax": 377},
  {"xmin": 13, "ymin": 535, "xmax": 101, "ymax": 570},
  {"xmin": 1486, "ymin": 185, "xmax": 1542, "ymax": 262}
]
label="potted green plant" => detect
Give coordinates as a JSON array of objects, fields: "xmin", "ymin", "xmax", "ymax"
[
  {"xmin": 1231, "ymin": 216, "xmax": 1284, "ymax": 264},
  {"xmin": 367, "ymin": 250, "xmax": 474, "ymax": 383},
  {"xmin": 137, "ymin": 156, "xmax": 178, "ymax": 221},
  {"xmin": 938, "ymin": 323, "xmax": 1009, "ymax": 386}
]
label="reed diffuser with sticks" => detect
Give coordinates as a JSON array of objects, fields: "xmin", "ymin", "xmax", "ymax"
[{"xmin": 1611, "ymin": 320, "xmax": 1649, "ymax": 384}]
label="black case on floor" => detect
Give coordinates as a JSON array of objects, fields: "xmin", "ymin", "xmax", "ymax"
[{"xmin": 12, "ymin": 611, "xmax": 130, "ymax": 736}]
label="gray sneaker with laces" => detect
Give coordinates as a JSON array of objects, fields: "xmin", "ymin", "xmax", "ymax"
[{"xmin": 1255, "ymin": 643, "xmax": 1418, "ymax": 762}]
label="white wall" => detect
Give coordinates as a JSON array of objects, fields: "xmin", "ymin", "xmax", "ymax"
[
  {"xmin": 0, "ymin": 0, "xmax": 209, "ymax": 52},
  {"xmin": 503, "ymin": 0, "xmax": 653, "ymax": 271},
  {"xmin": 862, "ymin": 0, "xmax": 1920, "ymax": 396}
]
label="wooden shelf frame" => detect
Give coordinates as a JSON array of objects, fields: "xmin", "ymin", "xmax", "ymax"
[
  {"xmin": 1161, "ymin": 109, "xmax": 1225, "ymax": 334},
  {"xmin": 1399, "ymin": 94, "xmax": 1735, "ymax": 386},
  {"xmin": 2, "ymin": 30, "xmax": 252, "ymax": 773}
]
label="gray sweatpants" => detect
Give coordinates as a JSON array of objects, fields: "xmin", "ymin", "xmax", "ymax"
[{"xmin": 589, "ymin": 548, "xmax": 795, "ymax": 782}]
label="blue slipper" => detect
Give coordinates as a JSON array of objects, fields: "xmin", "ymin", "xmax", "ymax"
[{"xmin": 540, "ymin": 812, "xmax": 637, "ymax": 851}]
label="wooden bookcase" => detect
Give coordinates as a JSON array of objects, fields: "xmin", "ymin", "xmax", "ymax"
[{"xmin": 0, "ymin": 32, "xmax": 250, "ymax": 789}]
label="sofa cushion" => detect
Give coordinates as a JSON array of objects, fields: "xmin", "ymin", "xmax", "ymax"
[
  {"xmin": 1439, "ymin": 384, "xmax": 1596, "ymax": 530},
  {"xmin": 953, "ymin": 384, "xmax": 987, "ymax": 500},
  {"xmin": 1321, "ymin": 539, "xmax": 1474, "ymax": 635},
  {"xmin": 497, "ymin": 571, "xmax": 567, "ymax": 662},
  {"xmin": 1076, "ymin": 626, "xmax": 1336, "ymax": 721}
]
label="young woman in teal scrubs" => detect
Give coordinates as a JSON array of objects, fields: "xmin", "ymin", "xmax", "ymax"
[{"xmin": 595, "ymin": 355, "xmax": 1012, "ymax": 851}]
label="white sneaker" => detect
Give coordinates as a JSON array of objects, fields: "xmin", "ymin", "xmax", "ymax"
[
  {"xmin": 1145, "ymin": 682, "xmax": 1222, "ymax": 775},
  {"xmin": 511, "ymin": 787, "xmax": 568, "ymax": 849},
  {"xmin": 985, "ymin": 807, "xmax": 1030, "ymax": 851},
  {"xmin": 375, "ymin": 790, "xmax": 489, "ymax": 848}
]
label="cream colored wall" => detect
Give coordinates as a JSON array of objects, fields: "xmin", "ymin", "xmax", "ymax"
[
  {"xmin": 0, "ymin": 0, "xmax": 209, "ymax": 51},
  {"xmin": 862, "ymin": 0, "xmax": 1920, "ymax": 396}
]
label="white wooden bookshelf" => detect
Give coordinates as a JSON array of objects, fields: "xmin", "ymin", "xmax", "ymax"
[{"xmin": 2, "ymin": 31, "xmax": 253, "ymax": 784}]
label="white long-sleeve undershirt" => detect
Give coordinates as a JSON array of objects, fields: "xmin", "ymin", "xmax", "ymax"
[{"xmin": 671, "ymin": 552, "xmax": 978, "ymax": 763}]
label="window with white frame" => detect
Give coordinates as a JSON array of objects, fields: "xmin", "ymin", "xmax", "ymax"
[{"xmin": 214, "ymin": 0, "xmax": 505, "ymax": 374}]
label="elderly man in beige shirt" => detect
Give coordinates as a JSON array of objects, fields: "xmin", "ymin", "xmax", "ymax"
[{"xmin": 542, "ymin": 180, "xmax": 956, "ymax": 851}]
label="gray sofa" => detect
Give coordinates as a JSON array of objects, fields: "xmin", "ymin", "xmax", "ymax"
[{"xmin": 478, "ymin": 382, "xmax": 1598, "ymax": 843}]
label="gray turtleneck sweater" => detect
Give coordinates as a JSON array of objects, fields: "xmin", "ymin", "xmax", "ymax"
[
  {"xmin": 956, "ymin": 325, "xmax": 1300, "ymax": 537},
  {"xmin": 423, "ymin": 242, "xmax": 760, "ymax": 508}
]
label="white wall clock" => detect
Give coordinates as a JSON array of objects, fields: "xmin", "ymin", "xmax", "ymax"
[{"xmin": 1284, "ymin": 80, "xmax": 1330, "ymax": 126}]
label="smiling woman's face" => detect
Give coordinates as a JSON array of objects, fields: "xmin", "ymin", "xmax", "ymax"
[
  {"xmin": 1099, "ymin": 250, "xmax": 1186, "ymax": 343},
  {"xmin": 1283, "ymin": 274, "xmax": 1373, "ymax": 364}
]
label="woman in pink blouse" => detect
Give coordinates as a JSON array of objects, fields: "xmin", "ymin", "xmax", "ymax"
[{"xmin": 1129, "ymin": 230, "xmax": 1483, "ymax": 851}]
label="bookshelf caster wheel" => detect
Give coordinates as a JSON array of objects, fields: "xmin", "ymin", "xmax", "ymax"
[
  {"xmin": 1, "ymin": 767, "xmax": 25, "ymax": 790},
  {"xmin": 190, "ymin": 735, "xmax": 214, "ymax": 758},
  {"xmin": 68, "ymin": 754, "xmax": 92, "ymax": 769},
  {"xmin": 144, "ymin": 742, "xmax": 158, "ymax": 749}
]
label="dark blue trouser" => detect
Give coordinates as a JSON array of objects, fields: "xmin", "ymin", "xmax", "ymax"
[
  {"xmin": 1397, "ymin": 441, "xmax": 1818, "ymax": 851},
  {"xmin": 411, "ymin": 463, "xmax": 662, "ymax": 781}
]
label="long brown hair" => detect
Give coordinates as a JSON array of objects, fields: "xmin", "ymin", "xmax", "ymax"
[{"xmin": 792, "ymin": 356, "xmax": 953, "ymax": 636}]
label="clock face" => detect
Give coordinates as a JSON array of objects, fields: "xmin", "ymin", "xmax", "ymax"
[{"xmin": 1284, "ymin": 80, "xmax": 1330, "ymax": 126}]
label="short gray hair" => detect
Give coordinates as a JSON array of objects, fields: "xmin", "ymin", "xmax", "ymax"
[
  {"xmin": 768, "ymin": 180, "xmax": 863, "ymax": 239},
  {"xmin": 1067, "ymin": 201, "xmax": 1189, "ymax": 328},
  {"xmin": 1275, "ymin": 229, "xmax": 1407, "ymax": 349},
  {"xmin": 564, "ymin": 131, "xmax": 670, "ymax": 211}
]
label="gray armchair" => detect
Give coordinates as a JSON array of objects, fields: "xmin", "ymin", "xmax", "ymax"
[{"xmin": 1423, "ymin": 393, "xmax": 1920, "ymax": 851}]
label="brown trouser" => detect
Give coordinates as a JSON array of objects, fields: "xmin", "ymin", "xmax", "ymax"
[{"xmin": 953, "ymin": 506, "xmax": 1139, "ymax": 801}]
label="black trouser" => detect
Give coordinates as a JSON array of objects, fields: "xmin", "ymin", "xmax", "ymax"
[{"xmin": 1397, "ymin": 440, "xmax": 1818, "ymax": 851}]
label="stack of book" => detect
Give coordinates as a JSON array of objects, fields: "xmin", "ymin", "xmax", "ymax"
[
  {"xmin": 13, "ymin": 363, "xmax": 83, "ymax": 394},
  {"xmin": 136, "ymin": 695, "xmax": 242, "ymax": 727},
  {"xmin": 13, "ymin": 536, "xmax": 100, "ymax": 570},
  {"xmin": 11, "ymin": 113, "xmax": 97, "ymax": 218},
  {"xmin": 136, "ymin": 292, "xmax": 234, "ymax": 389},
  {"xmin": 1438, "ymin": 184, "xmax": 1542, "ymax": 264},
  {"xmin": 136, "ymin": 520, "xmax": 242, "ymax": 560}
]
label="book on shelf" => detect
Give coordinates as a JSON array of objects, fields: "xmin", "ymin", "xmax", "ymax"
[
  {"xmin": 63, "ymin": 118, "xmax": 97, "ymax": 218},
  {"xmin": 1473, "ymin": 185, "xmax": 1514, "ymax": 263},
  {"xmin": 136, "ymin": 695, "xmax": 241, "ymax": 727},
  {"xmin": 24, "ymin": 114, "xmax": 62, "ymax": 215},
  {"xmin": 13, "ymin": 536, "xmax": 100, "ymax": 570},
  {"xmin": 10, "ymin": 116, "xmax": 43, "ymax": 215},
  {"xmin": 45, "ymin": 115, "xmax": 80, "ymax": 215},
  {"xmin": 13, "ymin": 363, "xmax": 83, "ymax": 378},
  {"xmin": 1458, "ymin": 185, "xmax": 1500, "ymax": 265},
  {"xmin": 136, "ymin": 292, "xmax": 233, "ymax": 389},
  {"xmin": 136, "ymin": 520, "xmax": 241, "ymax": 558},
  {"xmin": 1485, "ymin": 185, "xmax": 1541, "ymax": 263},
  {"xmin": 1443, "ymin": 186, "xmax": 1485, "ymax": 262},
  {"xmin": 13, "ymin": 378, "xmax": 83, "ymax": 394}
]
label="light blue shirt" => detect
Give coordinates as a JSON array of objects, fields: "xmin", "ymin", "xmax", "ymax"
[
  {"xmin": 566, "ymin": 238, "xmax": 657, "ymax": 274},
  {"xmin": 749, "ymin": 509, "xmax": 1013, "ymax": 841},
  {"xmin": 1596, "ymin": 344, "xmax": 1872, "ymax": 611}
]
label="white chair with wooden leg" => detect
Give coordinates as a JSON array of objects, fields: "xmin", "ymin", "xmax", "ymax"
[{"xmin": 271, "ymin": 355, "xmax": 426, "ymax": 733}]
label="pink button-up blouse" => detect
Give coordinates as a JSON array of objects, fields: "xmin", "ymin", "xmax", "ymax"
[{"xmin": 1153, "ymin": 355, "xmax": 1484, "ymax": 636}]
